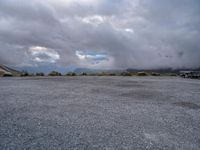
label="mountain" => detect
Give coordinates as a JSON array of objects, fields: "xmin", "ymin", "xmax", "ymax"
[
  {"xmin": 0, "ymin": 65, "xmax": 21, "ymax": 77},
  {"xmin": 74, "ymin": 68, "xmax": 99, "ymax": 74},
  {"xmin": 74, "ymin": 68, "xmax": 124, "ymax": 74},
  {"xmin": 127, "ymin": 67, "xmax": 200, "ymax": 73},
  {"xmin": 13, "ymin": 65, "xmax": 76, "ymax": 75}
]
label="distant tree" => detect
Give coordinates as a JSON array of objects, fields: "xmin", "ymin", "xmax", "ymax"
[
  {"xmin": 169, "ymin": 73, "xmax": 177, "ymax": 76},
  {"xmin": 48, "ymin": 71, "xmax": 62, "ymax": 76},
  {"xmin": 151, "ymin": 72, "xmax": 160, "ymax": 76},
  {"xmin": 21, "ymin": 71, "xmax": 29, "ymax": 76},
  {"xmin": 35, "ymin": 72, "xmax": 45, "ymax": 76},
  {"xmin": 81, "ymin": 72, "xmax": 87, "ymax": 76},
  {"xmin": 66, "ymin": 72, "xmax": 71, "ymax": 76},
  {"xmin": 120, "ymin": 72, "xmax": 132, "ymax": 76},
  {"xmin": 136, "ymin": 72, "xmax": 148, "ymax": 76},
  {"xmin": 3, "ymin": 73, "xmax": 13, "ymax": 77},
  {"xmin": 66, "ymin": 72, "xmax": 76, "ymax": 76},
  {"xmin": 72, "ymin": 72, "xmax": 76, "ymax": 76},
  {"xmin": 96, "ymin": 72, "xmax": 105, "ymax": 76},
  {"xmin": 108, "ymin": 73, "xmax": 116, "ymax": 76}
]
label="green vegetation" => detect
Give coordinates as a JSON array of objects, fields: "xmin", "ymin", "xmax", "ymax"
[
  {"xmin": 87, "ymin": 72, "xmax": 117, "ymax": 76},
  {"xmin": 80, "ymin": 72, "xmax": 87, "ymax": 76},
  {"xmin": 0, "ymin": 64, "xmax": 182, "ymax": 78},
  {"xmin": 21, "ymin": 71, "xmax": 29, "ymax": 77},
  {"xmin": 48, "ymin": 71, "xmax": 62, "ymax": 76},
  {"xmin": 66, "ymin": 72, "xmax": 77, "ymax": 76},
  {"xmin": 120, "ymin": 72, "xmax": 132, "ymax": 76},
  {"xmin": 136, "ymin": 72, "xmax": 148, "ymax": 76},
  {"xmin": 151, "ymin": 72, "xmax": 160, "ymax": 76},
  {"xmin": 169, "ymin": 73, "xmax": 177, "ymax": 76},
  {"xmin": 108, "ymin": 73, "xmax": 116, "ymax": 76},
  {"xmin": 3, "ymin": 73, "xmax": 13, "ymax": 77},
  {"xmin": 35, "ymin": 72, "xmax": 45, "ymax": 76}
]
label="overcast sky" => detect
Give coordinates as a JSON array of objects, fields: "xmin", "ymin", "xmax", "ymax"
[{"xmin": 0, "ymin": 0, "xmax": 200, "ymax": 70}]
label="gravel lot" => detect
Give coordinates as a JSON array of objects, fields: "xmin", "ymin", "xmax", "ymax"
[{"xmin": 0, "ymin": 77, "xmax": 200, "ymax": 150}]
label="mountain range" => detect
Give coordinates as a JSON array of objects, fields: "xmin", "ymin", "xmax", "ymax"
[{"xmin": 1, "ymin": 64, "xmax": 200, "ymax": 77}]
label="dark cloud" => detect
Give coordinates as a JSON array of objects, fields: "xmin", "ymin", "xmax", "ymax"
[{"xmin": 0, "ymin": 0, "xmax": 200, "ymax": 70}]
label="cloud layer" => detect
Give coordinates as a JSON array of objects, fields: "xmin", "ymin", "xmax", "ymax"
[{"xmin": 0, "ymin": 0, "xmax": 200, "ymax": 69}]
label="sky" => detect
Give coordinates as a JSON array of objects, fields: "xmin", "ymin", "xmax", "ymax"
[{"xmin": 0, "ymin": 0, "xmax": 200, "ymax": 72}]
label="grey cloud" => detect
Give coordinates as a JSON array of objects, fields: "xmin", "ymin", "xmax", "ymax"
[{"xmin": 0, "ymin": 0, "xmax": 200, "ymax": 70}]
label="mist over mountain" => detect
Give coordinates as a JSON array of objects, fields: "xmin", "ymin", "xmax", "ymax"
[{"xmin": 13, "ymin": 65, "xmax": 75, "ymax": 74}]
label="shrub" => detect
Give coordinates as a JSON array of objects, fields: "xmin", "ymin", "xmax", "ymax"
[
  {"xmin": 169, "ymin": 73, "xmax": 177, "ymax": 76},
  {"xmin": 21, "ymin": 71, "xmax": 29, "ymax": 76},
  {"xmin": 120, "ymin": 72, "xmax": 132, "ymax": 76},
  {"xmin": 66, "ymin": 72, "xmax": 76, "ymax": 76},
  {"xmin": 72, "ymin": 72, "xmax": 76, "ymax": 76},
  {"xmin": 35, "ymin": 72, "xmax": 45, "ymax": 76},
  {"xmin": 97, "ymin": 72, "xmax": 106, "ymax": 76},
  {"xmin": 3, "ymin": 73, "xmax": 13, "ymax": 77},
  {"xmin": 137, "ymin": 72, "xmax": 148, "ymax": 76},
  {"xmin": 151, "ymin": 72, "xmax": 160, "ymax": 76},
  {"xmin": 81, "ymin": 72, "xmax": 87, "ymax": 76},
  {"xmin": 48, "ymin": 71, "xmax": 62, "ymax": 76},
  {"xmin": 108, "ymin": 73, "xmax": 116, "ymax": 76}
]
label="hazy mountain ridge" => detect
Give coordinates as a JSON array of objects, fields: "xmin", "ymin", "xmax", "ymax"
[
  {"xmin": 1, "ymin": 64, "xmax": 200, "ymax": 77},
  {"xmin": 74, "ymin": 68, "xmax": 123, "ymax": 74},
  {"xmin": 127, "ymin": 67, "xmax": 200, "ymax": 73},
  {"xmin": 75, "ymin": 67, "xmax": 200, "ymax": 74}
]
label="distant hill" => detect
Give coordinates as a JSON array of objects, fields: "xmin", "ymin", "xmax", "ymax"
[
  {"xmin": 75, "ymin": 67, "xmax": 200, "ymax": 74},
  {"xmin": 74, "ymin": 68, "xmax": 99, "ymax": 74},
  {"xmin": 127, "ymin": 67, "xmax": 200, "ymax": 73},
  {"xmin": 13, "ymin": 65, "xmax": 76, "ymax": 75},
  {"xmin": 74, "ymin": 68, "xmax": 123, "ymax": 74},
  {"xmin": 0, "ymin": 65, "xmax": 21, "ymax": 77}
]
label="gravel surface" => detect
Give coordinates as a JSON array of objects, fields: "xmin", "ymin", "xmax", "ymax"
[{"xmin": 0, "ymin": 76, "xmax": 200, "ymax": 150}]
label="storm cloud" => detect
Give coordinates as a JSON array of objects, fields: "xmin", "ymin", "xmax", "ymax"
[{"xmin": 0, "ymin": 0, "xmax": 200, "ymax": 70}]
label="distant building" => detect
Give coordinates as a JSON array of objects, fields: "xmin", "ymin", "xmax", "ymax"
[{"xmin": 180, "ymin": 71, "xmax": 200, "ymax": 79}]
